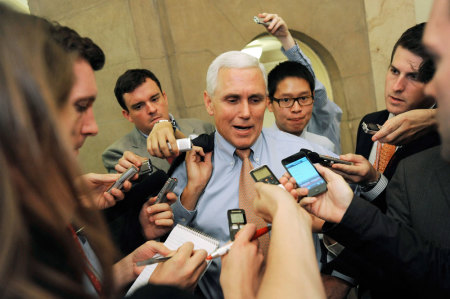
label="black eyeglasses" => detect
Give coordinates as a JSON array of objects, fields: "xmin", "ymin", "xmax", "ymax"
[{"xmin": 271, "ymin": 95, "xmax": 314, "ymax": 108}]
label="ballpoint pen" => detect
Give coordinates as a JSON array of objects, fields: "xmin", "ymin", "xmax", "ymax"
[
  {"xmin": 135, "ymin": 256, "xmax": 172, "ymax": 267},
  {"xmin": 206, "ymin": 226, "xmax": 271, "ymax": 260}
]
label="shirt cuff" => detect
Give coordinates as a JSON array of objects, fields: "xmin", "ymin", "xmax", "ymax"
[
  {"xmin": 172, "ymin": 195, "xmax": 197, "ymax": 226},
  {"xmin": 360, "ymin": 174, "xmax": 388, "ymax": 201}
]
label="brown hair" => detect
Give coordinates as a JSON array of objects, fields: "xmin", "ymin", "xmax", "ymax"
[{"xmin": 0, "ymin": 5, "xmax": 114, "ymax": 298}]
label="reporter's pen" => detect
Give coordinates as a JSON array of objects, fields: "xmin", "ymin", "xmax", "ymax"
[{"xmin": 206, "ymin": 226, "xmax": 271, "ymax": 260}]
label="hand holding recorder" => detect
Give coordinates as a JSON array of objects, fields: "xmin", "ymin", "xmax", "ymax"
[
  {"xmin": 139, "ymin": 180, "xmax": 177, "ymax": 240},
  {"xmin": 78, "ymin": 172, "xmax": 132, "ymax": 210}
]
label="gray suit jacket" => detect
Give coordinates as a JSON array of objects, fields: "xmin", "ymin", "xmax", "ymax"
[
  {"xmin": 386, "ymin": 145, "xmax": 450, "ymax": 247},
  {"xmin": 102, "ymin": 118, "xmax": 215, "ymax": 173}
]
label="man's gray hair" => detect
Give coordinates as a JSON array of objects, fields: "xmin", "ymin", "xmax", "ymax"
[{"xmin": 206, "ymin": 51, "xmax": 267, "ymax": 96}]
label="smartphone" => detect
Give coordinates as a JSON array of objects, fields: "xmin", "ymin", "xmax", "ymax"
[
  {"xmin": 154, "ymin": 177, "xmax": 178, "ymax": 204},
  {"xmin": 228, "ymin": 209, "xmax": 246, "ymax": 241},
  {"xmin": 250, "ymin": 165, "xmax": 280, "ymax": 184},
  {"xmin": 138, "ymin": 159, "xmax": 153, "ymax": 176},
  {"xmin": 362, "ymin": 122, "xmax": 381, "ymax": 134},
  {"xmin": 281, "ymin": 152, "xmax": 327, "ymax": 197},
  {"xmin": 107, "ymin": 165, "xmax": 139, "ymax": 193},
  {"xmin": 253, "ymin": 16, "xmax": 270, "ymax": 26},
  {"xmin": 300, "ymin": 148, "xmax": 352, "ymax": 166}
]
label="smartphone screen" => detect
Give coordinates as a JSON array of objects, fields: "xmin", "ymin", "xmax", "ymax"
[{"xmin": 282, "ymin": 153, "xmax": 327, "ymax": 196}]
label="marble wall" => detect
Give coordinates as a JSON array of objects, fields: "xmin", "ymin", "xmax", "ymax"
[{"xmin": 28, "ymin": 0, "xmax": 416, "ymax": 173}]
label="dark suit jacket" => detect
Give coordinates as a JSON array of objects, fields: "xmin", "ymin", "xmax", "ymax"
[
  {"xmin": 323, "ymin": 194, "xmax": 450, "ymax": 298},
  {"xmin": 386, "ymin": 146, "xmax": 450, "ymax": 247},
  {"xmin": 355, "ymin": 110, "xmax": 440, "ymax": 211}
]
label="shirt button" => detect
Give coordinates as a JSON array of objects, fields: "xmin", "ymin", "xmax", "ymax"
[{"xmin": 181, "ymin": 218, "xmax": 186, "ymax": 222}]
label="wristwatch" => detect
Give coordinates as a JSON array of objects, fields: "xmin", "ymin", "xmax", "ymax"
[
  {"xmin": 155, "ymin": 119, "xmax": 176, "ymax": 133},
  {"xmin": 360, "ymin": 172, "xmax": 381, "ymax": 192}
]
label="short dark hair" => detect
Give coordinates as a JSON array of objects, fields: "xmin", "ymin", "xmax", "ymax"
[
  {"xmin": 268, "ymin": 61, "xmax": 315, "ymax": 100},
  {"xmin": 390, "ymin": 22, "xmax": 435, "ymax": 83},
  {"xmin": 48, "ymin": 23, "xmax": 105, "ymax": 71},
  {"xmin": 114, "ymin": 69, "xmax": 163, "ymax": 111}
]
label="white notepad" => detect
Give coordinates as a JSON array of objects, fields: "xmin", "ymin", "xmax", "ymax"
[{"xmin": 126, "ymin": 224, "xmax": 219, "ymax": 296}]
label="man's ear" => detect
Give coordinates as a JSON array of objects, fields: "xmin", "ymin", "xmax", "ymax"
[
  {"xmin": 122, "ymin": 109, "xmax": 134, "ymax": 123},
  {"xmin": 204, "ymin": 91, "xmax": 214, "ymax": 116},
  {"xmin": 267, "ymin": 97, "xmax": 274, "ymax": 112}
]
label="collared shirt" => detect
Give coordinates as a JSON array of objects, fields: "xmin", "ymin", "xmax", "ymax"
[
  {"xmin": 171, "ymin": 128, "xmax": 336, "ymax": 299},
  {"xmin": 283, "ymin": 43, "xmax": 342, "ymax": 154},
  {"xmin": 268, "ymin": 124, "xmax": 337, "ymax": 154}
]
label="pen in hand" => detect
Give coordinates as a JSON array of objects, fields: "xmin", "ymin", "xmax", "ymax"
[
  {"xmin": 135, "ymin": 255, "xmax": 172, "ymax": 267},
  {"xmin": 206, "ymin": 226, "xmax": 271, "ymax": 260}
]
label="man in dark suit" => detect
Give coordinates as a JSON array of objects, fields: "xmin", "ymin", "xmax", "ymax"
[
  {"xmin": 102, "ymin": 69, "xmax": 214, "ymax": 173},
  {"xmin": 333, "ymin": 23, "xmax": 440, "ymax": 211},
  {"xmin": 294, "ymin": 1, "xmax": 450, "ymax": 296}
]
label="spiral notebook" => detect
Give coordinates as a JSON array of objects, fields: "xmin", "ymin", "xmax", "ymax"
[{"xmin": 126, "ymin": 224, "xmax": 219, "ymax": 296}]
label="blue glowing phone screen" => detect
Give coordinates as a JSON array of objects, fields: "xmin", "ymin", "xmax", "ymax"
[{"xmin": 285, "ymin": 157, "xmax": 325, "ymax": 189}]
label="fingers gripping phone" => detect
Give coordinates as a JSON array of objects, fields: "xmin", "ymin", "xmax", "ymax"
[
  {"xmin": 154, "ymin": 177, "xmax": 177, "ymax": 204},
  {"xmin": 282, "ymin": 152, "xmax": 327, "ymax": 197},
  {"xmin": 107, "ymin": 165, "xmax": 139, "ymax": 193},
  {"xmin": 362, "ymin": 122, "xmax": 381, "ymax": 134},
  {"xmin": 300, "ymin": 148, "xmax": 352, "ymax": 167},
  {"xmin": 253, "ymin": 16, "xmax": 270, "ymax": 26},
  {"xmin": 228, "ymin": 209, "xmax": 246, "ymax": 241}
]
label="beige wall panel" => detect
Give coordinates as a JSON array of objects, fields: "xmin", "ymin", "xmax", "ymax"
[
  {"xmin": 341, "ymin": 74, "xmax": 377, "ymax": 121},
  {"xmin": 128, "ymin": 0, "xmax": 166, "ymax": 58},
  {"xmin": 28, "ymin": 0, "xmax": 108, "ymax": 18},
  {"xmin": 163, "ymin": 0, "xmax": 259, "ymax": 53}
]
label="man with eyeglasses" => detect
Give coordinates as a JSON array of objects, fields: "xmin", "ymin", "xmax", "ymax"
[{"xmin": 267, "ymin": 60, "xmax": 337, "ymax": 153}]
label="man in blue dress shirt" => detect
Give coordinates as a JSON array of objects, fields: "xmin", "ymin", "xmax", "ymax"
[{"xmin": 171, "ymin": 50, "xmax": 336, "ymax": 299}]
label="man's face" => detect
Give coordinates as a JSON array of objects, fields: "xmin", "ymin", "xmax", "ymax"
[
  {"xmin": 204, "ymin": 67, "xmax": 267, "ymax": 149},
  {"xmin": 122, "ymin": 78, "xmax": 169, "ymax": 135},
  {"xmin": 268, "ymin": 77, "xmax": 314, "ymax": 136},
  {"xmin": 59, "ymin": 59, "xmax": 98, "ymax": 155},
  {"xmin": 423, "ymin": 0, "xmax": 450, "ymax": 161},
  {"xmin": 384, "ymin": 46, "xmax": 434, "ymax": 115}
]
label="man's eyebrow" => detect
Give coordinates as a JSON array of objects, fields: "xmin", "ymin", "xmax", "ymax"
[
  {"xmin": 223, "ymin": 93, "xmax": 241, "ymax": 99},
  {"xmin": 278, "ymin": 91, "xmax": 311, "ymax": 97},
  {"xmin": 149, "ymin": 92, "xmax": 160, "ymax": 99},
  {"xmin": 248, "ymin": 93, "xmax": 266, "ymax": 98},
  {"xmin": 131, "ymin": 101, "xmax": 144, "ymax": 108}
]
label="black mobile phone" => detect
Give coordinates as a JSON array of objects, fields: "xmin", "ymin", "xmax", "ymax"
[
  {"xmin": 228, "ymin": 209, "xmax": 246, "ymax": 241},
  {"xmin": 154, "ymin": 177, "xmax": 177, "ymax": 204},
  {"xmin": 249, "ymin": 165, "xmax": 280, "ymax": 184},
  {"xmin": 107, "ymin": 165, "xmax": 139, "ymax": 193},
  {"xmin": 362, "ymin": 122, "xmax": 381, "ymax": 134},
  {"xmin": 281, "ymin": 152, "xmax": 327, "ymax": 197},
  {"xmin": 300, "ymin": 148, "xmax": 352, "ymax": 166}
]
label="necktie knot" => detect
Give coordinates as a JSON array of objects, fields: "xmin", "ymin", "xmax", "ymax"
[{"xmin": 235, "ymin": 148, "xmax": 251, "ymax": 160}]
